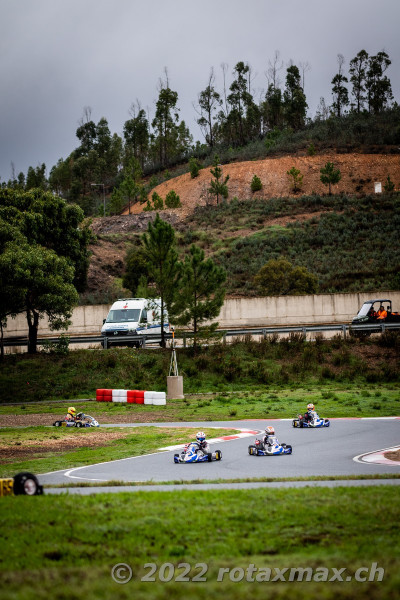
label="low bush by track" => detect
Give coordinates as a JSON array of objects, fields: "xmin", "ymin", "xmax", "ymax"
[{"xmin": 1, "ymin": 334, "xmax": 398, "ymax": 405}]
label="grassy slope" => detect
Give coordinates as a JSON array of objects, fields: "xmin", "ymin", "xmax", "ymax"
[
  {"xmin": 187, "ymin": 193, "xmax": 400, "ymax": 295},
  {"xmin": 1, "ymin": 334, "xmax": 399, "ymax": 404},
  {"xmin": 0, "ymin": 487, "xmax": 399, "ymax": 599}
]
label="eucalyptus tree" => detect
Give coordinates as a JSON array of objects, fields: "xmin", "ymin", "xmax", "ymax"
[
  {"xmin": 331, "ymin": 54, "xmax": 349, "ymax": 118},
  {"xmin": 196, "ymin": 68, "xmax": 222, "ymax": 147},
  {"xmin": 283, "ymin": 65, "xmax": 308, "ymax": 130}
]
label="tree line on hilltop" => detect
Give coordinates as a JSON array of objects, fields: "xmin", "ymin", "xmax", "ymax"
[{"xmin": 1, "ymin": 50, "xmax": 397, "ymax": 216}]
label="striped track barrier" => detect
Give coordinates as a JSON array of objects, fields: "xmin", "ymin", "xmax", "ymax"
[{"xmin": 96, "ymin": 388, "xmax": 166, "ymax": 405}]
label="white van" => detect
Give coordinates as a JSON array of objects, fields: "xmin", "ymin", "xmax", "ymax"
[{"xmin": 101, "ymin": 298, "xmax": 169, "ymax": 347}]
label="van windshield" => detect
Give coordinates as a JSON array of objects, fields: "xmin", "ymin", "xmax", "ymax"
[{"xmin": 106, "ymin": 309, "xmax": 141, "ymax": 323}]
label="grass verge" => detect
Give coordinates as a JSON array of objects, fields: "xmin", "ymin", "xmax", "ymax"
[
  {"xmin": 0, "ymin": 486, "xmax": 399, "ymax": 599},
  {"xmin": 44, "ymin": 473, "xmax": 400, "ymax": 488},
  {"xmin": 0, "ymin": 383, "xmax": 399, "ymax": 422}
]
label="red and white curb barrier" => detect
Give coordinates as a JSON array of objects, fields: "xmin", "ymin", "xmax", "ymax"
[
  {"xmin": 96, "ymin": 389, "xmax": 166, "ymax": 405},
  {"xmin": 353, "ymin": 445, "xmax": 400, "ymax": 466},
  {"xmin": 159, "ymin": 429, "xmax": 261, "ymax": 451}
]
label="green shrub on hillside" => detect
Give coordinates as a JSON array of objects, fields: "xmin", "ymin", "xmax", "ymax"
[
  {"xmin": 384, "ymin": 175, "xmax": 395, "ymax": 193},
  {"xmin": 189, "ymin": 157, "xmax": 201, "ymax": 179},
  {"xmin": 152, "ymin": 191, "xmax": 164, "ymax": 210},
  {"xmin": 254, "ymin": 258, "xmax": 318, "ymax": 296},
  {"xmin": 165, "ymin": 190, "xmax": 181, "ymax": 208},
  {"xmin": 251, "ymin": 175, "xmax": 262, "ymax": 192},
  {"xmin": 287, "ymin": 167, "xmax": 304, "ymax": 192}
]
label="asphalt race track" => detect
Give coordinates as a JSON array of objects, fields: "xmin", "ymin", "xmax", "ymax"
[{"xmin": 39, "ymin": 418, "xmax": 400, "ymax": 488}]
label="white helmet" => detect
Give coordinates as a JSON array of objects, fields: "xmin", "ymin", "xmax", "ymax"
[
  {"xmin": 196, "ymin": 431, "xmax": 206, "ymax": 443},
  {"xmin": 265, "ymin": 426, "xmax": 275, "ymax": 436}
]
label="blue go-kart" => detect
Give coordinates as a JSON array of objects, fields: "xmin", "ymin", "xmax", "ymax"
[
  {"xmin": 248, "ymin": 436, "xmax": 292, "ymax": 456},
  {"xmin": 292, "ymin": 414, "xmax": 330, "ymax": 428},
  {"xmin": 174, "ymin": 442, "xmax": 222, "ymax": 463}
]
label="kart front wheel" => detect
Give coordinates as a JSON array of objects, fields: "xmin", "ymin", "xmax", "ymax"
[
  {"xmin": 207, "ymin": 452, "xmax": 212, "ymax": 462},
  {"xmin": 248, "ymin": 445, "xmax": 256, "ymax": 455},
  {"xmin": 75, "ymin": 422, "xmax": 84, "ymax": 428},
  {"xmin": 174, "ymin": 453, "xmax": 179, "ymax": 463}
]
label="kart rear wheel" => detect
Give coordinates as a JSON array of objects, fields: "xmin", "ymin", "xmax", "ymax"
[
  {"xmin": 215, "ymin": 450, "xmax": 222, "ymax": 461},
  {"xmin": 13, "ymin": 472, "xmax": 42, "ymax": 496},
  {"xmin": 248, "ymin": 445, "xmax": 256, "ymax": 455},
  {"xmin": 292, "ymin": 420, "xmax": 298, "ymax": 428},
  {"xmin": 207, "ymin": 452, "xmax": 212, "ymax": 462}
]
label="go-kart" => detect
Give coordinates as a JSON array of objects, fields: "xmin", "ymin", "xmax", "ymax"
[
  {"xmin": 292, "ymin": 414, "xmax": 330, "ymax": 428},
  {"xmin": 248, "ymin": 436, "xmax": 292, "ymax": 456},
  {"xmin": 174, "ymin": 442, "xmax": 222, "ymax": 463},
  {"xmin": 53, "ymin": 413, "xmax": 99, "ymax": 428}
]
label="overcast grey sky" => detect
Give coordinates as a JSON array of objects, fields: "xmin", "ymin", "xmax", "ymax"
[{"xmin": 1, "ymin": 0, "xmax": 399, "ymax": 183}]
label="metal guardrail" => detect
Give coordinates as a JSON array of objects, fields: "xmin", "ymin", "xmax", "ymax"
[{"xmin": 2, "ymin": 322, "xmax": 400, "ymax": 350}]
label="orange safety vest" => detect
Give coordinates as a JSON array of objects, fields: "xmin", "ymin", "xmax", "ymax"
[{"xmin": 377, "ymin": 310, "xmax": 387, "ymax": 320}]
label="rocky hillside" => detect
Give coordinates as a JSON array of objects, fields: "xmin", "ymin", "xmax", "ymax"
[
  {"xmin": 122, "ymin": 153, "xmax": 400, "ymax": 217},
  {"xmin": 84, "ymin": 153, "xmax": 400, "ymax": 302}
]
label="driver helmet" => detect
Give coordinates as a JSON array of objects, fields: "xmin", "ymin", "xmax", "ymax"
[
  {"xmin": 265, "ymin": 426, "xmax": 275, "ymax": 436},
  {"xmin": 68, "ymin": 407, "xmax": 76, "ymax": 416},
  {"xmin": 196, "ymin": 431, "xmax": 206, "ymax": 443},
  {"xmin": 307, "ymin": 403, "xmax": 315, "ymax": 412}
]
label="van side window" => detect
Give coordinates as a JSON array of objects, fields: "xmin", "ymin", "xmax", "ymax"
[{"xmin": 141, "ymin": 309, "xmax": 147, "ymax": 323}]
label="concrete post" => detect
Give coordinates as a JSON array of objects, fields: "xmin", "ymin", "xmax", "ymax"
[{"xmin": 167, "ymin": 376, "xmax": 184, "ymax": 400}]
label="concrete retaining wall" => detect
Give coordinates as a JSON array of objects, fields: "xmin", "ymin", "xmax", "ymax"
[
  {"xmin": 217, "ymin": 292, "xmax": 400, "ymax": 328},
  {"xmin": 4, "ymin": 291, "xmax": 400, "ymax": 338}
]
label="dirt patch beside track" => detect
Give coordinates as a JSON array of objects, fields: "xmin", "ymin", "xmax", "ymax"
[{"xmin": 384, "ymin": 449, "xmax": 400, "ymax": 462}]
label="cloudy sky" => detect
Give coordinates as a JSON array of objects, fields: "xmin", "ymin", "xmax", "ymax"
[{"xmin": 1, "ymin": 0, "xmax": 399, "ymax": 183}]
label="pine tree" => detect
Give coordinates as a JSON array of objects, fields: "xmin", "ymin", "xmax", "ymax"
[
  {"xmin": 287, "ymin": 167, "xmax": 303, "ymax": 193},
  {"xmin": 209, "ymin": 155, "xmax": 229, "ymax": 205},
  {"xmin": 173, "ymin": 245, "xmax": 226, "ymax": 347},
  {"xmin": 142, "ymin": 214, "xmax": 180, "ymax": 347},
  {"xmin": 320, "ymin": 162, "xmax": 341, "ymax": 195}
]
